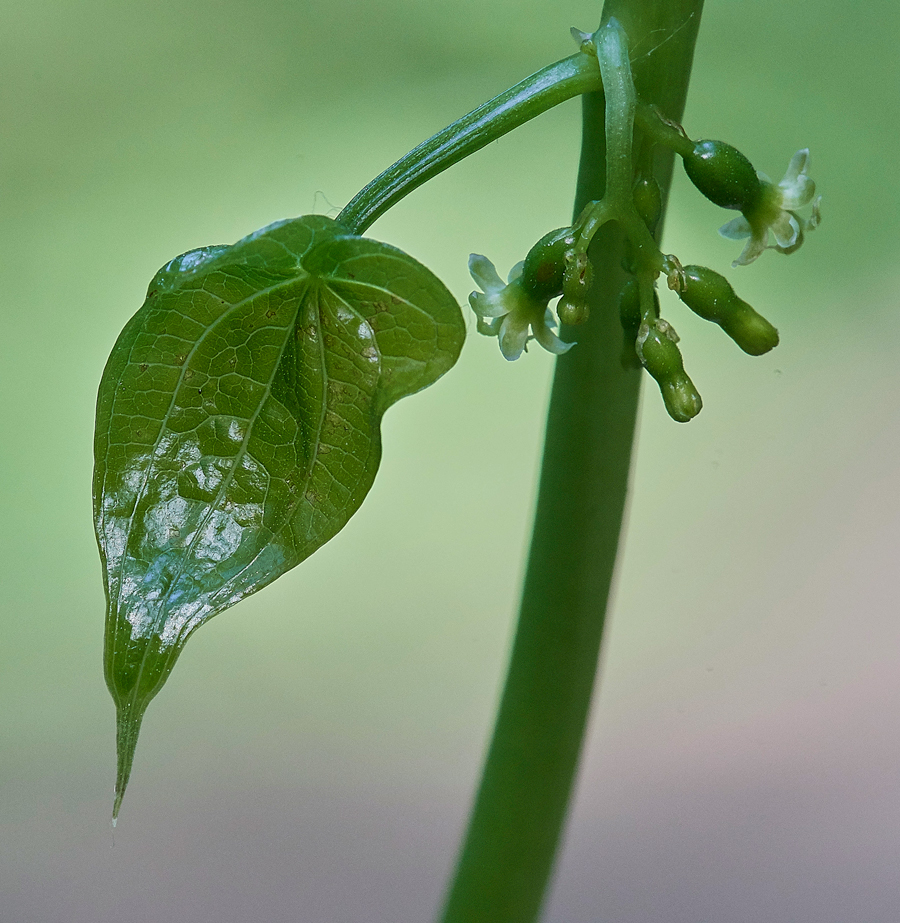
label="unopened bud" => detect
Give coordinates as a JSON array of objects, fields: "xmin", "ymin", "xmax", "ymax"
[
  {"xmin": 632, "ymin": 176, "xmax": 662, "ymax": 234},
  {"xmin": 521, "ymin": 227, "xmax": 572, "ymax": 300},
  {"xmin": 682, "ymin": 140, "xmax": 763, "ymax": 213},
  {"xmin": 557, "ymin": 297, "xmax": 590, "ymax": 326},
  {"xmin": 636, "ymin": 320, "xmax": 702, "ymax": 422},
  {"xmin": 678, "ymin": 265, "xmax": 779, "ymax": 355}
]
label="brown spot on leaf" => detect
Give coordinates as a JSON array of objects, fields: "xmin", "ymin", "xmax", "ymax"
[{"xmin": 325, "ymin": 410, "xmax": 346, "ymax": 432}]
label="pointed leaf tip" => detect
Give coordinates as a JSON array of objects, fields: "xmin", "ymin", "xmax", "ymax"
[{"xmin": 112, "ymin": 701, "xmax": 145, "ymax": 822}]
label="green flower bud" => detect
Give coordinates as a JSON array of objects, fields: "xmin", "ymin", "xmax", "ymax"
[
  {"xmin": 557, "ymin": 296, "xmax": 590, "ymax": 326},
  {"xmin": 520, "ymin": 227, "xmax": 572, "ymax": 301},
  {"xmin": 677, "ymin": 265, "xmax": 779, "ymax": 355},
  {"xmin": 632, "ymin": 176, "xmax": 662, "ymax": 234},
  {"xmin": 636, "ymin": 320, "xmax": 702, "ymax": 422},
  {"xmin": 682, "ymin": 140, "xmax": 763, "ymax": 212}
]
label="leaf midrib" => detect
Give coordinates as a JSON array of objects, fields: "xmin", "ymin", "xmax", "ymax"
[{"xmin": 106, "ymin": 271, "xmax": 310, "ymax": 700}]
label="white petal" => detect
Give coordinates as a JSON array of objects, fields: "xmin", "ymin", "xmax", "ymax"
[
  {"xmin": 806, "ymin": 195, "xmax": 822, "ymax": 230},
  {"xmin": 780, "ymin": 149, "xmax": 810, "ymax": 186},
  {"xmin": 771, "ymin": 211, "xmax": 800, "ymax": 249},
  {"xmin": 731, "ymin": 232, "xmax": 768, "ymax": 267},
  {"xmin": 719, "ymin": 215, "xmax": 752, "ymax": 240},
  {"xmin": 469, "ymin": 290, "xmax": 509, "ymax": 319},
  {"xmin": 476, "ymin": 316, "xmax": 501, "ymax": 337},
  {"xmin": 533, "ymin": 319, "xmax": 575, "ymax": 355},
  {"xmin": 778, "ymin": 149, "xmax": 815, "ymax": 208},
  {"xmin": 468, "ymin": 253, "xmax": 505, "ymax": 293},
  {"xmin": 498, "ymin": 314, "xmax": 530, "ymax": 361},
  {"xmin": 779, "ymin": 175, "xmax": 815, "ymax": 209}
]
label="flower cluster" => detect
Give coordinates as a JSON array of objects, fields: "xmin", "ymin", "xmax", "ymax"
[{"xmin": 466, "ymin": 89, "xmax": 822, "ymax": 425}]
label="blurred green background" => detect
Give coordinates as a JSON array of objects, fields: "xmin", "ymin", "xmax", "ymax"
[{"xmin": 3, "ymin": 0, "xmax": 899, "ymax": 920}]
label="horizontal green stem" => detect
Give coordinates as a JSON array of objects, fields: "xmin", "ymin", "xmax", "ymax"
[
  {"xmin": 337, "ymin": 52, "xmax": 602, "ymax": 236},
  {"xmin": 634, "ymin": 101, "xmax": 694, "ymax": 157}
]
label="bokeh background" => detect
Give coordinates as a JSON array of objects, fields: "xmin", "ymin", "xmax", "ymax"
[{"xmin": 3, "ymin": 0, "xmax": 899, "ymax": 920}]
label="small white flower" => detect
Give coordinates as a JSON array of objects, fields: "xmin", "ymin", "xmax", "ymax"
[
  {"xmin": 719, "ymin": 148, "xmax": 821, "ymax": 266},
  {"xmin": 468, "ymin": 254, "xmax": 574, "ymax": 361}
]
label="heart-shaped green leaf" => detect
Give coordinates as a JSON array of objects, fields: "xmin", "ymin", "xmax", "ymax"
[{"xmin": 93, "ymin": 215, "xmax": 464, "ymax": 817}]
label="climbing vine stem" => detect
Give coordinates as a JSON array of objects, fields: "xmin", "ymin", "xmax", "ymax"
[{"xmin": 438, "ymin": 3, "xmax": 705, "ymax": 923}]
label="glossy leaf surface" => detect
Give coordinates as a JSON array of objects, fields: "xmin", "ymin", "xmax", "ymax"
[{"xmin": 93, "ymin": 215, "xmax": 464, "ymax": 817}]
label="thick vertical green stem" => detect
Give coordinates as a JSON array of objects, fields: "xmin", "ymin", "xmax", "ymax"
[{"xmin": 438, "ymin": 3, "xmax": 704, "ymax": 923}]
